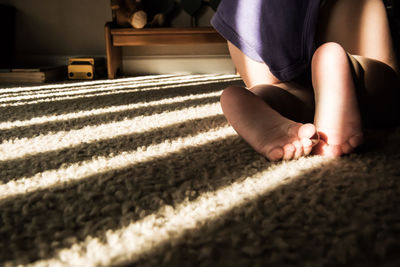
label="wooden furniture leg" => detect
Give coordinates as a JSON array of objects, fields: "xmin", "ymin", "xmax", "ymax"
[{"xmin": 105, "ymin": 22, "xmax": 122, "ymax": 79}]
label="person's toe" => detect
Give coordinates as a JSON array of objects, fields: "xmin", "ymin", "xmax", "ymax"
[
  {"xmin": 341, "ymin": 141, "xmax": 353, "ymax": 154},
  {"xmin": 301, "ymin": 138, "xmax": 313, "ymax": 155},
  {"xmin": 349, "ymin": 134, "xmax": 363, "ymax": 148},
  {"xmin": 298, "ymin": 123, "xmax": 317, "ymax": 139},
  {"xmin": 283, "ymin": 143, "xmax": 296, "ymax": 160},
  {"xmin": 292, "ymin": 140, "xmax": 303, "ymax": 159},
  {"xmin": 312, "ymin": 140, "xmax": 330, "ymax": 156},
  {"xmin": 325, "ymin": 144, "xmax": 342, "ymax": 157},
  {"xmin": 267, "ymin": 147, "xmax": 284, "ymax": 161}
]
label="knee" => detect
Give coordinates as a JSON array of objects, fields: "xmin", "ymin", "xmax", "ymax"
[
  {"xmin": 312, "ymin": 42, "xmax": 348, "ymax": 68},
  {"xmin": 220, "ymin": 86, "xmax": 245, "ymax": 106}
]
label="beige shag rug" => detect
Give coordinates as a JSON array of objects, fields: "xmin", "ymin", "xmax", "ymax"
[{"xmin": 0, "ymin": 74, "xmax": 400, "ymax": 267}]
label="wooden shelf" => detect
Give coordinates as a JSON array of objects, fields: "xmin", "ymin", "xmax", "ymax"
[{"xmin": 104, "ymin": 22, "xmax": 226, "ymax": 78}]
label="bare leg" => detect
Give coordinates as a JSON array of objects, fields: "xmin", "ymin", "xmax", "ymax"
[
  {"xmin": 312, "ymin": 42, "xmax": 363, "ymax": 157},
  {"xmin": 312, "ymin": 0, "xmax": 400, "ymax": 156},
  {"xmin": 316, "ymin": 0, "xmax": 398, "ymax": 72},
  {"xmin": 351, "ymin": 55, "xmax": 400, "ymax": 128},
  {"xmin": 221, "ymin": 42, "xmax": 318, "ymax": 161},
  {"xmin": 316, "ymin": 0, "xmax": 400, "ymax": 126}
]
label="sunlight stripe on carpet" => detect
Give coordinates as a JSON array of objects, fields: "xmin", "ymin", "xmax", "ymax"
[
  {"xmin": 0, "ymin": 77, "xmax": 239, "ymax": 108},
  {"xmin": 0, "ymin": 91, "xmax": 221, "ymax": 130},
  {"xmin": 0, "ymin": 74, "xmax": 234, "ymax": 94},
  {"xmin": 29, "ymin": 156, "xmax": 331, "ymax": 267},
  {"xmin": 0, "ymin": 74, "xmax": 178, "ymax": 94},
  {"xmin": 0, "ymin": 74, "xmax": 239, "ymax": 102},
  {"xmin": 0, "ymin": 75, "xmax": 238, "ymax": 104},
  {"xmin": 0, "ymin": 126, "xmax": 236, "ymax": 201},
  {"xmin": 0, "ymin": 74, "xmax": 237, "ymax": 97},
  {"xmin": 0, "ymin": 103, "xmax": 223, "ymax": 161},
  {"xmin": 0, "ymin": 74, "xmax": 227, "ymax": 101}
]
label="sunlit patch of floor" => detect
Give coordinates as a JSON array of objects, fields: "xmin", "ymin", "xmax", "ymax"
[
  {"xmin": 0, "ymin": 74, "xmax": 231, "ymax": 95},
  {"xmin": 0, "ymin": 74, "xmax": 240, "ymax": 107},
  {"xmin": 30, "ymin": 156, "xmax": 331, "ymax": 267},
  {"xmin": 0, "ymin": 74, "xmax": 178, "ymax": 93},
  {"xmin": 0, "ymin": 126, "xmax": 236, "ymax": 201},
  {"xmin": 0, "ymin": 102, "xmax": 224, "ymax": 162},
  {"xmin": 0, "ymin": 91, "xmax": 221, "ymax": 130}
]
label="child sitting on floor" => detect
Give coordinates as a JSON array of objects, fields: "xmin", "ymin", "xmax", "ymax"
[{"xmin": 211, "ymin": 0, "xmax": 400, "ymax": 161}]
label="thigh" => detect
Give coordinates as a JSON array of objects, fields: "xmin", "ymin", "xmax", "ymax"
[
  {"xmin": 227, "ymin": 41, "xmax": 315, "ymax": 108},
  {"xmin": 316, "ymin": 0, "xmax": 398, "ymax": 72},
  {"xmin": 348, "ymin": 53, "xmax": 400, "ymax": 127},
  {"xmin": 227, "ymin": 41, "xmax": 281, "ymax": 88}
]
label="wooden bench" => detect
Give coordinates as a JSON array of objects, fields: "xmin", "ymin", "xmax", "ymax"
[{"xmin": 104, "ymin": 22, "xmax": 226, "ymax": 78}]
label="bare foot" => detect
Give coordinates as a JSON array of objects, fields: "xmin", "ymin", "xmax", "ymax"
[
  {"xmin": 312, "ymin": 124, "xmax": 363, "ymax": 157},
  {"xmin": 311, "ymin": 43, "xmax": 364, "ymax": 157},
  {"xmin": 220, "ymin": 86, "xmax": 319, "ymax": 161},
  {"xmin": 259, "ymin": 121, "xmax": 319, "ymax": 161}
]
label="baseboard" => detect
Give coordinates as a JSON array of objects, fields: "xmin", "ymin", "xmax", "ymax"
[
  {"xmin": 122, "ymin": 54, "xmax": 235, "ymax": 75},
  {"xmin": 14, "ymin": 54, "xmax": 236, "ymax": 75}
]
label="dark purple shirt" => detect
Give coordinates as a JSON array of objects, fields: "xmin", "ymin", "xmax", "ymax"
[{"xmin": 211, "ymin": 0, "xmax": 321, "ymax": 81}]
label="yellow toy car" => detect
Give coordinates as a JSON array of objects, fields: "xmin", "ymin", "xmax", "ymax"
[{"xmin": 68, "ymin": 58, "xmax": 105, "ymax": 80}]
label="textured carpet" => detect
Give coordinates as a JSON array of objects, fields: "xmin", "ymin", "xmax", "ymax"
[{"xmin": 0, "ymin": 74, "xmax": 400, "ymax": 267}]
